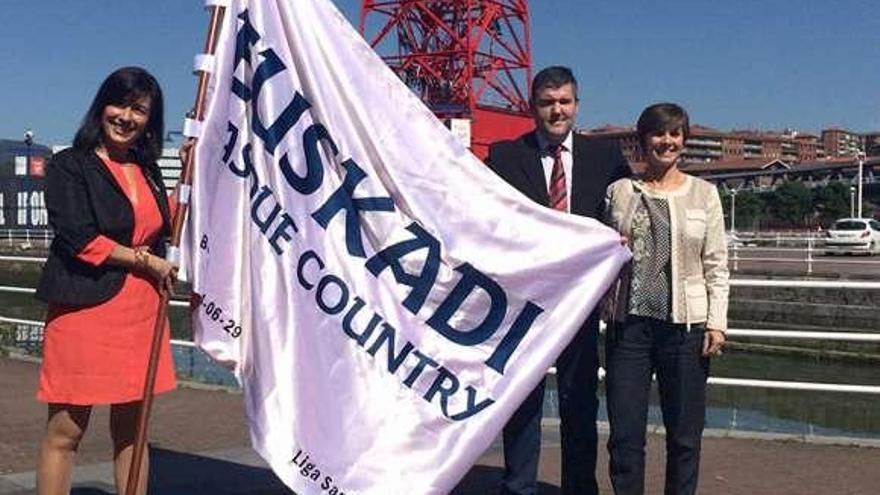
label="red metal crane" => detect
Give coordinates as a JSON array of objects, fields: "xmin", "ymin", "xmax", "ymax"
[{"xmin": 360, "ymin": 0, "xmax": 534, "ymax": 158}]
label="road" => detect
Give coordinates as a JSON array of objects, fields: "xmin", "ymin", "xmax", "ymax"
[{"xmin": 729, "ymin": 247, "xmax": 880, "ymax": 278}]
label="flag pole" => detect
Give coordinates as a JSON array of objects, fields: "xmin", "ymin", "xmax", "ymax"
[{"xmin": 124, "ymin": 4, "xmax": 227, "ymax": 495}]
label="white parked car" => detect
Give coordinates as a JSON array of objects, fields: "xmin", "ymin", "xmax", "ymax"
[{"xmin": 824, "ymin": 218, "xmax": 880, "ymax": 255}]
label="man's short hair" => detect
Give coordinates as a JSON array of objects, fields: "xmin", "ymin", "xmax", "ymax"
[
  {"xmin": 530, "ymin": 66, "xmax": 578, "ymax": 102},
  {"xmin": 636, "ymin": 102, "xmax": 690, "ymax": 145}
]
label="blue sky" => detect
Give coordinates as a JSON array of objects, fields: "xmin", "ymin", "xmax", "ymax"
[{"xmin": 1, "ymin": 0, "xmax": 877, "ymax": 145}]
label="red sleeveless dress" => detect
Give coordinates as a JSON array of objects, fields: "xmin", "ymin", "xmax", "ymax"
[{"xmin": 37, "ymin": 157, "xmax": 176, "ymax": 405}]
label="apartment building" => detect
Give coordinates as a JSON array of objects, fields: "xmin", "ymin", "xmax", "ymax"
[
  {"xmin": 580, "ymin": 125, "xmax": 831, "ymax": 166},
  {"xmin": 823, "ymin": 128, "xmax": 865, "ymax": 158}
]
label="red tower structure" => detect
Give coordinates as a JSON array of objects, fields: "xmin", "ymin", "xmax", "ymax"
[{"xmin": 360, "ymin": 0, "xmax": 534, "ymax": 158}]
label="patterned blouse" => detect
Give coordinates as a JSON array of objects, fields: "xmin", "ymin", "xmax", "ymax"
[{"xmin": 628, "ymin": 195, "xmax": 672, "ymax": 321}]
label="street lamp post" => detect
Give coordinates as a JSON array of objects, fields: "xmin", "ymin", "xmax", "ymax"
[
  {"xmin": 730, "ymin": 188, "xmax": 737, "ymax": 234},
  {"xmin": 850, "ymin": 185, "xmax": 856, "ymax": 218},
  {"xmin": 856, "ymin": 150, "xmax": 866, "ymax": 218},
  {"xmin": 23, "ymin": 128, "xmax": 34, "ymax": 174}
]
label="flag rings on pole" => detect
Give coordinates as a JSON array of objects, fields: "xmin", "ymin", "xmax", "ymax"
[
  {"xmin": 193, "ymin": 54, "xmax": 216, "ymax": 75},
  {"xmin": 204, "ymin": 0, "xmax": 231, "ymax": 8},
  {"xmin": 183, "ymin": 118, "xmax": 203, "ymax": 139}
]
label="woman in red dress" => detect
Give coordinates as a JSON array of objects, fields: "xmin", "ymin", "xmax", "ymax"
[{"xmin": 35, "ymin": 67, "xmax": 178, "ymax": 495}]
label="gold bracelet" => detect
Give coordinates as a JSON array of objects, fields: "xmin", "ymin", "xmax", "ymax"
[{"xmin": 133, "ymin": 246, "xmax": 151, "ymax": 272}]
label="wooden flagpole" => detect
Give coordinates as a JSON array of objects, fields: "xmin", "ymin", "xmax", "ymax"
[{"xmin": 124, "ymin": 4, "xmax": 227, "ymax": 494}]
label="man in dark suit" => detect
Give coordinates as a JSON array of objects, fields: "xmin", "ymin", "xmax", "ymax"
[{"xmin": 486, "ymin": 66, "xmax": 631, "ymax": 495}]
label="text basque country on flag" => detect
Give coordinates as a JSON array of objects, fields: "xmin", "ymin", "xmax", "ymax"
[{"xmin": 186, "ymin": 0, "xmax": 629, "ymax": 493}]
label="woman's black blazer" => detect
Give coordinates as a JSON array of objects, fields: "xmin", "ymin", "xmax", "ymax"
[{"xmin": 35, "ymin": 147, "xmax": 172, "ymax": 306}]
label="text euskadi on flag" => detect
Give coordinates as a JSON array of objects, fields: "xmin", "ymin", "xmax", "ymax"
[{"xmin": 186, "ymin": 0, "xmax": 629, "ymax": 493}]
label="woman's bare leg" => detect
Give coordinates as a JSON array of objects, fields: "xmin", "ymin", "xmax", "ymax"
[
  {"xmin": 111, "ymin": 401, "xmax": 147, "ymax": 495},
  {"xmin": 37, "ymin": 403, "xmax": 92, "ymax": 495}
]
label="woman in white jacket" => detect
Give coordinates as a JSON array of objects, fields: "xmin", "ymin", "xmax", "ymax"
[{"xmin": 604, "ymin": 102, "xmax": 729, "ymax": 495}]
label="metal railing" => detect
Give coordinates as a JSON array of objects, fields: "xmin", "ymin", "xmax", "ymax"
[
  {"xmin": 0, "ymin": 228, "xmax": 52, "ymax": 249},
  {"xmin": 2, "ymin": 276, "xmax": 879, "ymax": 396},
  {"xmin": 728, "ymin": 233, "xmax": 880, "ymax": 274}
]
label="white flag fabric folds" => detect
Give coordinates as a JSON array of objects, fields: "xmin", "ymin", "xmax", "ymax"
[{"xmin": 187, "ymin": 0, "xmax": 630, "ymax": 493}]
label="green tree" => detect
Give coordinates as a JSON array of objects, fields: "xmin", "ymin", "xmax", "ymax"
[
  {"xmin": 861, "ymin": 200, "xmax": 877, "ymax": 219},
  {"xmin": 720, "ymin": 190, "xmax": 766, "ymax": 231},
  {"xmin": 814, "ymin": 182, "xmax": 850, "ymax": 225},
  {"xmin": 769, "ymin": 181, "xmax": 812, "ymax": 228},
  {"xmin": 735, "ymin": 191, "xmax": 765, "ymax": 231}
]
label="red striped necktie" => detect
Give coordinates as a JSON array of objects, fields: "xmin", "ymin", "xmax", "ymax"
[{"xmin": 548, "ymin": 144, "xmax": 568, "ymax": 212}]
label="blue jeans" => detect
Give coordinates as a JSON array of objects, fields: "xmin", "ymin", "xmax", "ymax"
[{"xmin": 605, "ymin": 316, "xmax": 709, "ymax": 495}]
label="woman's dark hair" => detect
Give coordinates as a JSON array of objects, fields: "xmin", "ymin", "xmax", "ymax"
[
  {"xmin": 73, "ymin": 66, "xmax": 165, "ymax": 165},
  {"xmin": 636, "ymin": 102, "xmax": 690, "ymax": 147}
]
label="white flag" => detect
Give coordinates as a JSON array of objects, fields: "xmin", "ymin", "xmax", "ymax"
[{"xmin": 187, "ymin": 0, "xmax": 629, "ymax": 493}]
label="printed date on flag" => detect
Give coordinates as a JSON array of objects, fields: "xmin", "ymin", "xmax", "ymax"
[{"xmin": 197, "ymin": 298, "xmax": 243, "ymax": 338}]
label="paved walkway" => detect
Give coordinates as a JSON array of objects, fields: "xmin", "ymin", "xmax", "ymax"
[{"xmin": 2, "ymin": 356, "xmax": 878, "ymax": 494}]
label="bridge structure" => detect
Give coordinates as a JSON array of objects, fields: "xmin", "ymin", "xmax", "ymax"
[
  {"xmin": 359, "ymin": 0, "xmax": 535, "ymax": 158},
  {"xmin": 687, "ymin": 155, "xmax": 880, "ymax": 194}
]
